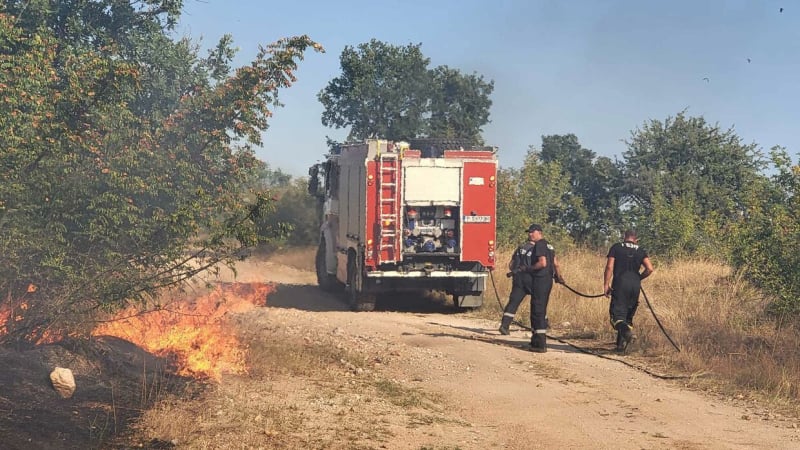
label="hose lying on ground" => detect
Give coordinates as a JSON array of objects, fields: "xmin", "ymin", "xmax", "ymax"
[{"xmin": 487, "ymin": 269, "xmax": 686, "ymax": 379}]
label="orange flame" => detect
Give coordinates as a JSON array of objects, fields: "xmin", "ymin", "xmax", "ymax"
[
  {"xmin": 92, "ymin": 282, "xmax": 274, "ymax": 381},
  {"xmin": 0, "ymin": 307, "xmax": 8, "ymax": 336},
  {"xmin": 0, "ymin": 301, "xmax": 29, "ymax": 338}
]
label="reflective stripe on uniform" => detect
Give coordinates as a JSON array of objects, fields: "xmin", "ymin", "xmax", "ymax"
[
  {"xmin": 503, "ymin": 312, "xmax": 515, "ymax": 318},
  {"xmin": 534, "ymin": 329, "xmax": 547, "ymax": 334}
]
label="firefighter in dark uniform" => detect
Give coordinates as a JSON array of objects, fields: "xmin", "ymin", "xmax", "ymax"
[
  {"xmin": 499, "ymin": 224, "xmax": 565, "ymax": 352},
  {"xmin": 603, "ymin": 229, "xmax": 654, "ymax": 353}
]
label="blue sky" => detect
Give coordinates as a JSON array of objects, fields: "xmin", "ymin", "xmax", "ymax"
[{"xmin": 176, "ymin": 0, "xmax": 799, "ymax": 176}]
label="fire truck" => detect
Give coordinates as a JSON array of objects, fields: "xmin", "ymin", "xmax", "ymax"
[{"xmin": 307, "ymin": 139, "xmax": 498, "ymax": 311}]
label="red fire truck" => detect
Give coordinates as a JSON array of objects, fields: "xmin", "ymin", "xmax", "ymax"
[{"xmin": 308, "ymin": 139, "xmax": 498, "ymax": 311}]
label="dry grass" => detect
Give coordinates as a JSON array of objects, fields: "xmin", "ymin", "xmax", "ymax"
[
  {"xmin": 129, "ymin": 311, "xmax": 455, "ymax": 449},
  {"xmin": 476, "ymin": 247, "xmax": 800, "ymax": 413},
  {"xmin": 129, "ymin": 245, "xmax": 800, "ymax": 448}
]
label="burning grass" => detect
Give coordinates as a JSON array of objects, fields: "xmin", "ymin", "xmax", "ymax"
[
  {"xmin": 476, "ymin": 247, "xmax": 800, "ymax": 412},
  {"xmin": 92, "ymin": 282, "xmax": 275, "ymax": 381}
]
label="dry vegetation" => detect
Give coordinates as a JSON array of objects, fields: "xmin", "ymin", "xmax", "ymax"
[
  {"xmin": 126, "ymin": 307, "xmax": 464, "ymax": 449},
  {"xmin": 123, "ymin": 245, "xmax": 800, "ymax": 448},
  {"xmin": 476, "ymin": 247, "xmax": 800, "ymax": 414}
]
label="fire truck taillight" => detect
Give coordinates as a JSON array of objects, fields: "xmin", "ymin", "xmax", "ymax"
[
  {"xmin": 489, "ymin": 175, "xmax": 496, "ymax": 187},
  {"xmin": 488, "ymin": 240, "xmax": 495, "ymax": 262},
  {"xmin": 367, "ymin": 174, "xmax": 374, "ymax": 186}
]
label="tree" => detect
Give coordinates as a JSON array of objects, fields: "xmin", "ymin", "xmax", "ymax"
[
  {"xmin": 0, "ymin": 3, "xmax": 322, "ymax": 345},
  {"xmin": 729, "ymin": 147, "xmax": 800, "ymax": 314},
  {"xmin": 496, "ymin": 148, "xmax": 572, "ymax": 248},
  {"xmin": 319, "ymin": 39, "xmax": 430, "ymax": 141},
  {"xmin": 248, "ymin": 168, "xmax": 320, "ymax": 248},
  {"xmin": 319, "ymin": 39, "xmax": 493, "ymax": 142},
  {"xmin": 620, "ymin": 112, "xmax": 766, "ymax": 255},
  {"xmin": 428, "ymin": 65, "xmax": 494, "ymax": 142},
  {"xmin": 260, "ymin": 177, "xmax": 320, "ymax": 247},
  {"xmin": 539, "ymin": 134, "xmax": 622, "ymax": 245}
]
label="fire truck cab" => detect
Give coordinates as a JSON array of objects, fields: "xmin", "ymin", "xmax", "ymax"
[{"xmin": 308, "ymin": 139, "xmax": 498, "ymax": 311}]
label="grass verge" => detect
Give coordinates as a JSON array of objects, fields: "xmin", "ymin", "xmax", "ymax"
[{"xmin": 473, "ymin": 247, "xmax": 800, "ymax": 416}]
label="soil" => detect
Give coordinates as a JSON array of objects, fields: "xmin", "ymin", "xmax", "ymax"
[
  {"xmin": 0, "ymin": 336, "xmax": 195, "ymax": 450},
  {"xmin": 2, "ymin": 251, "xmax": 800, "ymax": 449}
]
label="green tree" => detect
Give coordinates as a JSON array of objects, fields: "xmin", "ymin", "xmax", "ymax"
[
  {"xmin": 257, "ymin": 164, "xmax": 293, "ymax": 189},
  {"xmin": 620, "ymin": 112, "xmax": 765, "ymax": 255},
  {"xmin": 0, "ymin": 3, "xmax": 321, "ymax": 345},
  {"xmin": 318, "ymin": 39, "xmax": 493, "ymax": 142},
  {"xmin": 249, "ymin": 169, "xmax": 319, "ymax": 248},
  {"xmin": 428, "ymin": 65, "xmax": 493, "ymax": 142},
  {"xmin": 729, "ymin": 147, "xmax": 800, "ymax": 314},
  {"xmin": 319, "ymin": 39, "xmax": 430, "ymax": 141},
  {"xmin": 496, "ymin": 148, "xmax": 572, "ymax": 248},
  {"xmin": 265, "ymin": 178, "xmax": 320, "ymax": 247},
  {"xmin": 539, "ymin": 134, "xmax": 622, "ymax": 245}
]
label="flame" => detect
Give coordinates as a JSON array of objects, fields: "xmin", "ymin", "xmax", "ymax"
[
  {"xmin": 0, "ymin": 307, "xmax": 8, "ymax": 336},
  {"xmin": 92, "ymin": 282, "xmax": 274, "ymax": 381},
  {"xmin": 0, "ymin": 301, "xmax": 29, "ymax": 338}
]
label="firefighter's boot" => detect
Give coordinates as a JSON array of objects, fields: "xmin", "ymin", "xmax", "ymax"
[
  {"xmin": 615, "ymin": 331, "xmax": 624, "ymax": 352},
  {"xmin": 615, "ymin": 322, "xmax": 633, "ymax": 353},
  {"xmin": 498, "ymin": 315, "xmax": 513, "ymax": 336},
  {"xmin": 530, "ymin": 333, "xmax": 547, "ymax": 353}
]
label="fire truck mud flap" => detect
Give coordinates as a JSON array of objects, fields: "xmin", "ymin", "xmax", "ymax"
[{"xmin": 452, "ymin": 293, "xmax": 484, "ymax": 309}]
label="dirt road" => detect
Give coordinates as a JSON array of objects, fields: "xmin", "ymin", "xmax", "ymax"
[{"xmin": 203, "ymin": 256, "xmax": 800, "ymax": 450}]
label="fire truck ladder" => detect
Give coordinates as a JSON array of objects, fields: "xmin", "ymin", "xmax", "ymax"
[{"xmin": 378, "ymin": 152, "xmax": 400, "ymax": 263}]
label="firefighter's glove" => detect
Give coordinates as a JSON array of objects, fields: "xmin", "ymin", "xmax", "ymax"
[
  {"xmin": 505, "ymin": 271, "xmax": 514, "ymax": 278},
  {"xmin": 554, "ymin": 274, "xmax": 565, "ymax": 284}
]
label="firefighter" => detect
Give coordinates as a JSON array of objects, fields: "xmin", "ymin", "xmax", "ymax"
[
  {"xmin": 499, "ymin": 224, "xmax": 565, "ymax": 352},
  {"xmin": 603, "ymin": 229, "xmax": 654, "ymax": 353}
]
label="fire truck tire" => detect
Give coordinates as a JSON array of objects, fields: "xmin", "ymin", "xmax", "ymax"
[
  {"xmin": 346, "ymin": 252, "xmax": 375, "ymax": 312},
  {"xmin": 315, "ymin": 238, "xmax": 339, "ymax": 292}
]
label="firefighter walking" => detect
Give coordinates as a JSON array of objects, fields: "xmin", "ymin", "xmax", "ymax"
[
  {"xmin": 603, "ymin": 229, "xmax": 654, "ymax": 353},
  {"xmin": 499, "ymin": 224, "xmax": 564, "ymax": 352}
]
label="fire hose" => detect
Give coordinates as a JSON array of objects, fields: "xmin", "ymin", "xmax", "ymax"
[{"xmin": 488, "ymin": 269, "xmax": 686, "ymax": 379}]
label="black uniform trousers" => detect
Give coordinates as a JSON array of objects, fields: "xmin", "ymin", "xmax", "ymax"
[
  {"xmin": 503, "ymin": 273, "xmax": 553, "ymax": 339},
  {"xmin": 609, "ymin": 272, "xmax": 641, "ymax": 329}
]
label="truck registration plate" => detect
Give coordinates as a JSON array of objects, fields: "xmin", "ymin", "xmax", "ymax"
[{"xmin": 463, "ymin": 215, "xmax": 491, "ymax": 223}]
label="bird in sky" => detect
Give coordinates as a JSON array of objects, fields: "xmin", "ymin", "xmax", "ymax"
[
  {"xmin": 747, "ymin": 58, "xmax": 751, "ymax": 63},
  {"xmin": 780, "ymin": 7, "xmax": 784, "ymax": 13},
  {"xmin": 702, "ymin": 77, "xmax": 710, "ymax": 82}
]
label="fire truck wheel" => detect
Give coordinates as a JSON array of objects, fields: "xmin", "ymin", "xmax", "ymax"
[
  {"xmin": 347, "ymin": 253, "xmax": 375, "ymax": 312},
  {"xmin": 316, "ymin": 238, "xmax": 339, "ymax": 292}
]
